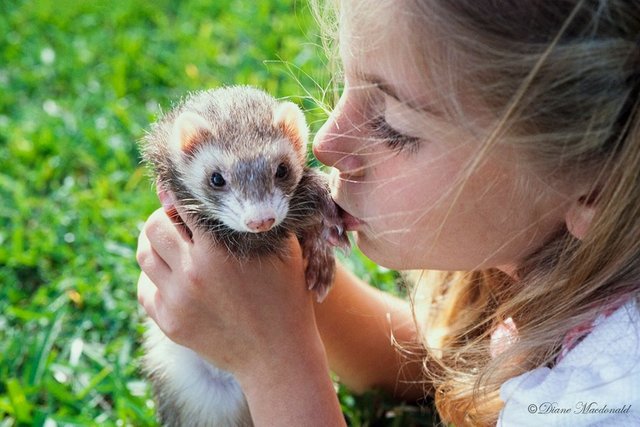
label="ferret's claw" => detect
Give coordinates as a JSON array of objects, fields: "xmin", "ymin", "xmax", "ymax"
[
  {"xmin": 322, "ymin": 223, "xmax": 351, "ymax": 255},
  {"xmin": 313, "ymin": 283, "xmax": 331, "ymax": 303},
  {"xmin": 307, "ymin": 272, "xmax": 332, "ymax": 303}
]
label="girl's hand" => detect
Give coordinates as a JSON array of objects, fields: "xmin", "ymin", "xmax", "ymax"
[
  {"xmin": 136, "ymin": 199, "xmax": 319, "ymax": 378},
  {"xmin": 136, "ymin": 190, "xmax": 346, "ymax": 425}
]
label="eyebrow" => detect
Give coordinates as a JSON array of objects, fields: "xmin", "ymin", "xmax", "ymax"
[{"xmin": 357, "ymin": 72, "xmax": 445, "ymax": 118}]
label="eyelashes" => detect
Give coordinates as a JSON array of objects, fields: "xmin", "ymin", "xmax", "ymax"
[{"xmin": 366, "ymin": 115, "xmax": 420, "ymax": 152}]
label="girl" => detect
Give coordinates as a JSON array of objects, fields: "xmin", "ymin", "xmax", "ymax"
[{"xmin": 136, "ymin": 0, "xmax": 640, "ymax": 425}]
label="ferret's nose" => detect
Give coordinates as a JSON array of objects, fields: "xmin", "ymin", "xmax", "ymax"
[{"xmin": 245, "ymin": 217, "xmax": 276, "ymax": 233}]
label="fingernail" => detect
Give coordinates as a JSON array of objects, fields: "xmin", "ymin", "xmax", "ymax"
[{"xmin": 158, "ymin": 188, "xmax": 176, "ymax": 211}]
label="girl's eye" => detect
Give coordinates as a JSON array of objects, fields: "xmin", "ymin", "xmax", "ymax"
[
  {"xmin": 367, "ymin": 116, "xmax": 420, "ymax": 151},
  {"xmin": 275, "ymin": 163, "xmax": 288, "ymax": 179},
  {"xmin": 210, "ymin": 172, "xmax": 226, "ymax": 187}
]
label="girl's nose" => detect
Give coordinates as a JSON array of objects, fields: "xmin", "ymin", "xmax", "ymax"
[{"xmin": 312, "ymin": 96, "xmax": 364, "ymax": 176}]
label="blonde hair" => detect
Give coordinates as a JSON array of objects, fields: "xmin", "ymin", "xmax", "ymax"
[{"xmin": 311, "ymin": 0, "xmax": 640, "ymax": 425}]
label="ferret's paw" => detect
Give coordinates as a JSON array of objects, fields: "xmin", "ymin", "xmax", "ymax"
[
  {"xmin": 302, "ymin": 236, "xmax": 336, "ymax": 303},
  {"xmin": 306, "ymin": 259, "xmax": 334, "ymax": 303},
  {"xmin": 321, "ymin": 202, "xmax": 351, "ymax": 255},
  {"xmin": 322, "ymin": 223, "xmax": 351, "ymax": 255}
]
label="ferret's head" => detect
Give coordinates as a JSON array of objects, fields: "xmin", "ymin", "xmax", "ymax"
[{"xmin": 168, "ymin": 89, "xmax": 309, "ymax": 234}]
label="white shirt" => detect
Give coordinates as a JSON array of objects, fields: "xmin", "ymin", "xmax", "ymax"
[{"xmin": 498, "ymin": 300, "xmax": 640, "ymax": 426}]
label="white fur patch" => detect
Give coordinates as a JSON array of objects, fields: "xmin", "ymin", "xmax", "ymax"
[
  {"xmin": 224, "ymin": 188, "xmax": 289, "ymax": 233},
  {"xmin": 179, "ymin": 144, "xmax": 234, "ymax": 200},
  {"xmin": 143, "ymin": 320, "xmax": 250, "ymax": 426}
]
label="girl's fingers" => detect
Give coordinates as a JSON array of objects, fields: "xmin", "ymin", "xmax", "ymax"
[
  {"xmin": 136, "ymin": 222, "xmax": 172, "ymax": 284},
  {"xmin": 137, "ymin": 271, "xmax": 159, "ymax": 321},
  {"xmin": 157, "ymin": 184, "xmax": 194, "ymax": 242},
  {"xmin": 173, "ymin": 202, "xmax": 208, "ymax": 244},
  {"xmin": 142, "ymin": 208, "xmax": 189, "ymax": 268},
  {"xmin": 157, "ymin": 183, "xmax": 176, "ymax": 211}
]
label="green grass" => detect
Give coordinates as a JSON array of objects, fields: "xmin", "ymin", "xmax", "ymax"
[{"xmin": 0, "ymin": 0, "xmax": 435, "ymax": 425}]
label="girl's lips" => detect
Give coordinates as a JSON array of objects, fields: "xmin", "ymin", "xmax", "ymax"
[{"xmin": 336, "ymin": 204, "xmax": 363, "ymax": 232}]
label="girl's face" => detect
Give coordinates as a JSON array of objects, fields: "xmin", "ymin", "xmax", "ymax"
[{"xmin": 313, "ymin": 3, "xmax": 570, "ymax": 271}]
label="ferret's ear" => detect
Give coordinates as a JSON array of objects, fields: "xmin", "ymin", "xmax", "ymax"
[
  {"xmin": 170, "ymin": 111, "xmax": 213, "ymax": 155},
  {"xmin": 273, "ymin": 101, "xmax": 309, "ymax": 156}
]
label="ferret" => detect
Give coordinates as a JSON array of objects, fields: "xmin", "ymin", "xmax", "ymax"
[{"xmin": 139, "ymin": 86, "xmax": 350, "ymax": 427}]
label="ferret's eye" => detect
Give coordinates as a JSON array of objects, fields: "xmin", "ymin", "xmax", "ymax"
[
  {"xmin": 275, "ymin": 163, "xmax": 288, "ymax": 179},
  {"xmin": 210, "ymin": 172, "xmax": 226, "ymax": 187}
]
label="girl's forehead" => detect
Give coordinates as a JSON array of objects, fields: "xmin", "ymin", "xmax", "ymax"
[
  {"xmin": 338, "ymin": 1, "xmax": 490, "ymax": 131},
  {"xmin": 340, "ymin": 4, "xmax": 410, "ymax": 69},
  {"xmin": 339, "ymin": 2, "xmax": 439, "ymax": 110},
  {"xmin": 339, "ymin": 0, "xmax": 406, "ymax": 48}
]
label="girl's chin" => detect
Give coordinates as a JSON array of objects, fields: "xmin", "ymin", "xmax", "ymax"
[{"xmin": 351, "ymin": 233, "xmax": 402, "ymax": 270}]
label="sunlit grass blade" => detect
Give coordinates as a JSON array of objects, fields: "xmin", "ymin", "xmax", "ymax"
[
  {"xmin": 6, "ymin": 378, "xmax": 34, "ymax": 424},
  {"xmin": 27, "ymin": 310, "xmax": 65, "ymax": 387}
]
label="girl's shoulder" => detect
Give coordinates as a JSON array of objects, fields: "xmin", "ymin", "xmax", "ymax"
[{"xmin": 498, "ymin": 300, "xmax": 640, "ymax": 426}]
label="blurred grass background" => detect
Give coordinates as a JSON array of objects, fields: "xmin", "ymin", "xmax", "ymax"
[{"xmin": 0, "ymin": 0, "xmax": 435, "ymax": 425}]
